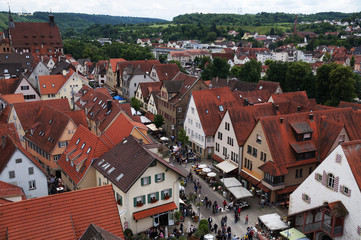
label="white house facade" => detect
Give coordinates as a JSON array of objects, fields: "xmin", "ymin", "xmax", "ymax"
[{"xmin": 14, "ymin": 77, "xmax": 41, "ymax": 102}]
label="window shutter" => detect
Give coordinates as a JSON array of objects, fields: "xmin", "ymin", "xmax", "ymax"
[
  {"xmin": 348, "ymin": 189, "xmax": 351, "ymax": 197},
  {"xmin": 308, "ymin": 196, "xmax": 311, "ymax": 204},
  {"xmin": 148, "ymin": 194, "xmax": 151, "ymax": 203},
  {"xmin": 120, "ymin": 196, "xmax": 122, "ymax": 205},
  {"xmin": 148, "ymin": 176, "xmax": 151, "ymax": 184},
  {"xmin": 58, "ymin": 142, "xmax": 61, "ymax": 148},
  {"xmin": 141, "ymin": 178, "xmax": 144, "ymax": 186},
  {"xmin": 314, "ymin": 173, "xmax": 318, "ymax": 180},
  {"xmin": 155, "ymin": 174, "xmax": 158, "ymax": 183},
  {"xmin": 334, "ymin": 176, "xmax": 339, "ymax": 192},
  {"xmin": 156, "ymin": 192, "xmax": 159, "ymax": 200},
  {"xmin": 335, "ymin": 154, "xmax": 342, "ymax": 163},
  {"xmin": 162, "ymin": 173, "xmax": 165, "ymax": 181},
  {"xmin": 322, "ymin": 170, "xmax": 327, "ymax": 186},
  {"xmin": 142, "ymin": 195, "xmax": 146, "ymax": 204},
  {"xmin": 134, "ymin": 197, "xmax": 137, "ymax": 207},
  {"xmin": 169, "ymin": 188, "xmax": 172, "ymax": 197},
  {"xmin": 161, "ymin": 190, "xmax": 164, "ymax": 200}
]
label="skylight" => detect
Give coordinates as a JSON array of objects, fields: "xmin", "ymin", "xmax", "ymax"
[
  {"xmin": 52, "ymin": 84, "xmax": 55, "ymax": 87},
  {"xmin": 43, "ymin": 84, "xmax": 46, "ymax": 88},
  {"xmin": 102, "ymin": 162, "xmax": 110, "ymax": 170},
  {"xmin": 98, "ymin": 100, "xmax": 103, "ymax": 105},
  {"xmin": 259, "ymin": 86, "xmax": 263, "ymax": 90},
  {"xmin": 116, "ymin": 173, "xmax": 124, "ymax": 181},
  {"xmin": 217, "ymin": 95, "xmax": 220, "ymax": 100},
  {"xmin": 76, "ymin": 138, "xmax": 80, "ymax": 145},
  {"xmin": 239, "ymin": 95, "xmax": 242, "ymax": 99},
  {"xmin": 81, "ymin": 143, "xmax": 86, "ymax": 149},
  {"xmin": 86, "ymin": 147, "xmax": 91, "ymax": 154},
  {"xmin": 205, "ymin": 109, "xmax": 208, "ymax": 114},
  {"xmin": 49, "ymin": 119, "xmax": 53, "ymax": 124},
  {"xmin": 258, "ymin": 98, "xmax": 262, "ymax": 102},
  {"xmin": 106, "ymin": 110, "xmax": 112, "ymax": 115},
  {"xmin": 108, "ymin": 167, "xmax": 115, "ymax": 174},
  {"xmin": 219, "ymin": 105, "xmax": 224, "ymax": 111},
  {"xmin": 93, "ymin": 97, "xmax": 97, "ymax": 102},
  {"xmin": 98, "ymin": 159, "xmax": 105, "ymax": 166}
]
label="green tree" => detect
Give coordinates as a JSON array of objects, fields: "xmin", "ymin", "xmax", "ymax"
[
  {"xmin": 326, "ymin": 65, "xmax": 356, "ymax": 106},
  {"xmin": 315, "ymin": 63, "xmax": 338, "ymax": 104},
  {"xmin": 154, "ymin": 114, "xmax": 164, "ymax": 128},
  {"xmin": 168, "ymin": 60, "xmax": 187, "ymax": 73},
  {"xmin": 238, "ymin": 59, "xmax": 261, "ymax": 82},
  {"xmin": 350, "ymin": 55, "xmax": 355, "ymax": 68},
  {"xmin": 130, "ymin": 97, "xmax": 142, "ymax": 112},
  {"xmin": 322, "ymin": 52, "xmax": 331, "ymax": 62},
  {"xmin": 201, "ymin": 57, "xmax": 230, "ymax": 80},
  {"xmin": 177, "ymin": 129, "xmax": 189, "ymax": 147},
  {"xmin": 286, "ymin": 61, "xmax": 315, "ymax": 97},
  {"xmin": 265, "ymin": 61, "xmax": 289, "ymax": 89}
]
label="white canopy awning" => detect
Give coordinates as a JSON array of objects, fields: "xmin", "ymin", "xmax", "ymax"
[
  {"xmin": 220, "ymin": 177, "xmax": 243, "ymax": 188},
  {"xmin": 258, "ymin": 213, "xmax": 289, "ymax": 231},
  {"xmin": 147, "ymin": 123, "xmax": 159, "ymax": 131},
  {"xmin": 216, "ymin": 161, "xmax": 237, "ymax": 173},
  {"xmin": 227, "ymin": 186, "xmax": 253, "ymax": 199},
  {"xmin": 140, "ymin": 115, "xmax": 152, "ymax": 124}
]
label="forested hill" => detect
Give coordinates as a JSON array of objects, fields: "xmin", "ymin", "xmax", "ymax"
[
  {"xmin": 173, "ymin": 12, "xmax": 361, "ymax": 25},
  {"xmin": 0, "ymin": 11, "xmax": 168, "ymax": 32}
]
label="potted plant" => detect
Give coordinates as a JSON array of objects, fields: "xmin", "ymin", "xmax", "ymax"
[
  {"xmin": 136, "ymin": 202, "xmax": 144, "ymax": 207},
  {"xmin": 150, "ymin": 198, "xmax": 158, "ymax": 203},
  {"xmin": 174, "ymin": 210, "xmax": 182, "ymax": 224},
  {"xmin": 164, "ymin": 194, "xmax": 170, "ymax": 200}
]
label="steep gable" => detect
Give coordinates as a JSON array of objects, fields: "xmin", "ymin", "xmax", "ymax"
[{"xmin": 341, "ymin": 140, "xmax": 361, "ymax": 191}]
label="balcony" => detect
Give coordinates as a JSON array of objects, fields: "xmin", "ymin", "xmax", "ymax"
[{"xmin": 262, "ymin": 179, "xmax": 285, "ymax": 191}]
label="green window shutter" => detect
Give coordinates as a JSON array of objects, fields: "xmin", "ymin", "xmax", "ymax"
[
  {"xmin": 120, "ymin": 196, "xmax": 122, "ymax": 205},
  {"xmin": 148, "ymin": 176, "xmax": 151, "ymax": 184},
  {"xmin": 155, "ymin": 174, "xmax": 158, "ymax": 183},
  {"xmin": 156, "ymin": 192, "xmax": 159, "ymax": 200},
  {"xmin": 148, "ymin": 194, "xmax": 151, "ymax": 203},
  {"xmin": 134, "ymin": 197, "xmax": 137, "ymax": 207},
  {"xmin": 142, "ymin": 195, "xmax": 146, "ymax": 204},
  {"xmin": 141, "ymin": 178, "xmax": 144, "ymax": 186},
  {"xmin": 169, "ymin": 188, "xmax": 172, "ymax": 197},
  {"xmin": 162, "ymin": 173, "xmax": 165, "ymax": 181},
  {"xmin": 161, "ymin": 190, "xmax": 164, "ymax": 200}
]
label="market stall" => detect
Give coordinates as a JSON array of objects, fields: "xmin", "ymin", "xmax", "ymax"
[
  {"xmin": 279, "ymin": 228, "xmax": 308, "ymax": 240},
  {"xmin": 257, "ymin": 213, "xmax": 289, "ymax": 239}
]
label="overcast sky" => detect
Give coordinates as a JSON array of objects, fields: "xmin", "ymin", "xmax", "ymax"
[{"xmin": 2, "ymin": 0, "xmax": 360, "ymax": 21}]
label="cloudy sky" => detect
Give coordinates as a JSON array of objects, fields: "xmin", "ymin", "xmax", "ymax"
[{"xmin": 2, "ymin": 0, "xmax": 360, "ymax": 20}]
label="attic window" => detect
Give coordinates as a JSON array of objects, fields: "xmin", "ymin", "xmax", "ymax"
[
  {"xmin": 106, "ymin": 110, "xmax": 112, "ymax": 115},
  {"xmin": 81, "ymin": 143, "xmax": 86, "ymax": 149},
  {"xmin": 259, "ymin": 86, "xmax": 263, "ymax": 90},
  {"xmin": 103, "ymin": 105, "xmax": 107, "ymax": 109},
  {"xmin": 98, "ymin": 100, "xmax": 103, "ymax": 105},
  {"xmin": 49, "ymin": 119, "xmax": 53, "ymax": 124},
  {"xmin": 205, "ymin": 110, "xmax": 209, "ymax": 114},
  {"xmin": 219, "ymin": 105, "xmax": 224, "ymax": 111},
  {"xmin": 116, "ymin": 173, "xmax": 124, "ymax": 181},
  {"xmin": 39, "ymin": 131, "xmax": 43, "ymax": 135},
  {"xmin": 217, "ymin": 95, "xmax": 220, "ymax": 100},
  {"xmin": 108, "ymin": 167, "xmax": 115, "ymax": 174},
  {"xmin": 86, "ymin": 147, "xmax": 92, "ymax": 154},
  {"xmin": 52, "ymin": 84, "xmax": 55, "ymax": 87},
  {"xmin": 41, "ymin": 132, "xmax": 45, "ymax": 136},
  {"xmin": 98, "ymin": 159, "xmax": 105, "ymax": 166},
  {"xmin": 48, "ymin": 137, "xmax": 51, "ymax": 141},
  {"xmin": 43, "ymin": 84, "xmax": 46, "ymax": 88},
  {"xmin": 93, "ymin": 97, "xmax": 98, "ymax": 102},
  {"xmin": 76, "ymin": 138, "xmax": 80, "ymax": 145},
  {"xmin": 239, "ymin": 95, "xmax": 242, "ymax": 99},
  {"xmin": 258, "ymin": 98, "xmax": 262, "ymax": 102}
]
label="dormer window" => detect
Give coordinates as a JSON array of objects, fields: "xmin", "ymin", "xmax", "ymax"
[
  {"xmin": 81, "ymin": 143, "xmax": 86, "ymax": 149},
  {"xmin": 303, "ymin": 133, "xmax": 311, "ymax": 140},
  {"xmin": 43, "ymin": 84, "xmax": 46, "ymax": 88},
  {"xmin": 217, "ymin": 95, "xmax": 220, "ymax": 100},
  {"xmin": 49, "ymin": 119, "xmax": 53, "ymax": 124},
  {"xmin": 219, "ymin": 105, "xmax": 224, "ymax": 111},
  {"xmin": 76, "ymin": 138, "xmax": 80, "ymax": 145}
]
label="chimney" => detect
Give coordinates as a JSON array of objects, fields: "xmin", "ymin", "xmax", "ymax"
[
  {"xmin": 309, "ymin": 114, "xmax": 314, "ymax": 120},
  {"xmin": 216, "ymin": 76, "xmax": 219, "ymax": 83},
  {"xmin": 139, "ymin": 138, "xmax": 143, "ymax": 145},
  {"xmin": 275, "ymin": 105, "xmax": 279, "ymax": 111},
  {"xmin": 280, "ymin": 117, "xmax": 284, "ymax": 124},
  {"xmin": 1, "ymin": 136, "xmax": 6, "ymax": 149},
  {"xmin": 297, "ymin": 106, "xmax": 302, "ymax": 112},
  {"xmin": 62, "ymin": 69, "xmax": 67, "ymax": 77},
  {"xmin": 107, "ymin": 100, "xmax": 112, "ymax": 111}
]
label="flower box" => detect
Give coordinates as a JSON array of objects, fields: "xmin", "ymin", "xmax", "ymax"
[
  {"xmin": 150, "ymin": 198, "xmax": 158, "ymax": 203},
  {"xmin": 164, "ymin": 195, "xmax": 170, "ymax": 200},
  {"xmin": 136, "ymin": 202, "xmax": 144, "ymax": 207}
]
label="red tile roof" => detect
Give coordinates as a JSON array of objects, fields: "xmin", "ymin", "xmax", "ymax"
[
  {"xmin": 233, "ymin": 90, "xmax": 272, "ymax": 105},
  {"xmin": 9, "ymin": 22, "xmax": 62, "ymax": 49},
  {"xmin": 192, "ymin": 87, "xmax": 239, "ymax": 136},
  {"xmin": 24, "ymin": 106, "xmax": 74, "ymax": 154},
  {"xmin": 0, "ymin": 94, "xmax": 24, "ymax": 104},
  {"xmin": 341, "ymin": 140, "xmax": 361, "ymax": 191},
  {"xmin": 338, "ymin": 101, "xmax": 361, "ymax": 111},
  {"xmin": 57, "ymin": 125, "xmax": 109, "ymax": 185},
  {"xmin": 38, "ymin": 69, "xmax": 74, "ymax": 95},
  {"xmin": 139, "ymin": 81, "xmax": 162, "ymax": 100},
  {"xmin": 0, "ymin": 181, "xmax": 26, "ymax": 200},
  {"xmin": 256, "ymin": 80, "xmax": 281, "ymax": 94},
  {"xmin": 275, "ymin": 185, "xmax": 298, "ymax": 195},
  {"xmin": 133, "ymin": 202, "xmax": 177, "ymax": 220},
  {"xmin": 271, "ymin": 91, "xmax": 309, "ymax": 105},
  {"xmin": 0, "ymin": 78, "xmax": 19, "ymax": 94},
  {"xmin": 13, "ymin": 98, "xmax": 71, "ymax": 130},
  {"xmin": 0, "ymin": 185, "xmax": 124, "ymax": 239},
  {"xmin": 116, "ymin": 60, "xmax": 160, "ymax": 76},
  {"xmin": 152, "ymin": 63, "xmax": 180, "ymax": 81},
  {"xmin": 64, "ymin": 109, "xmax": 88, "ymax": 127},
  {"xmin": 109, "ymin": 58, "xmax": 126, "ymax": 72}
]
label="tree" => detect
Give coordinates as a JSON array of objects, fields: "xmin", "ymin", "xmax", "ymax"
[
  {"xmin": 350, "ymin": 55, "xmax": 355, "ymax": 68},
  {"xmin": 238, "ymin": 59, "xmax": 261, "ymax": 82},
  {"xmin": 154, "ymin": 114, "xmax": 164, "ymax": 129},
  {"xmin": 285, "ymin": 61, "xmax": 315, "ymax": 97},
  {"xmin": 315, "ymin": 63, "xmax": 338, "ymax": 104},
  {"xmin": 130, "ymin": 97, "xmax": 142, "ymax": 112},
  {"xmin": 168, "ymin": 60, "xmax": 187, "ymax": 73},
  {"xmin": 201, "ymin": 57, "xmax": 230, "ymax": 80},
  {"xmin": 326, "ymin": 65, "xmax": 356, "ymax": 106},
  {"xmin": 177, "ymin": 129, "xmax": 189, "ymax": 147},
  {"xmin": 322, "ymin": 52, "xmax": 331, "ymax": 62},
  {"xmin": 265, "ymin": 61, "xmax": 289, "ymax": 89}
]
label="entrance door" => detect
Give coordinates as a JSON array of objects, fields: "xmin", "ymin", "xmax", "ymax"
[
  {"xmin": 159, "ymin": 213, "xmax": 169, "ymax": 226},
  {"xmin": 55, "ymin": 170, "xmax": 61, "ymax": 179}
]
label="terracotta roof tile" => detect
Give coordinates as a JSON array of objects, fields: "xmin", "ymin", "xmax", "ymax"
[
  {"xmin": 192, "ymin": 87, "xmax": 240, "ymax": 136},
  {"xmin": 57, "ymin": 125, "xmax": 109, "ymax": 185},
  {"xmin": 139, "ymin": 82, "xmax": 162, "ymax": 100},
  {"xmin": 233, "ymin": 90, "xmax": 271, "ymax": 105},
  {"xmin": 0, "ymin": 78, "xmax": 19, "ymax": 94},
  {"xmin": 152, "ymin": 63, "xmax": 180, "ymax": 81},
  {"xmin": 116, "ymin": 60, "xmax": 160, "ymax": 76},
  {"xmin": 0, "ymin": 94, "xmax": 25, "ymax": 104},
  {"xmin": 0, "ymin": 185, "xmax": 124, "ymax": 239},
  {"xmin": 80, "ymin": 223, "xmax": 123, "ymax": 240},
  {"xmin": 338, "ymin": 101, "xmax": 361, "ymax": 111},
  {"xmin": 64, "ymin": 109, "xmax": 88, "ymax": 127},
  {"xmin": 38, "ymin": 69, "xmax": 74, "ymax": 95},
  {"xmin": 133, "ymin": 202, "xmax": 177, "ymax": 220},
  {"xmin": 341, "ymin": 140, "xmax": 361, "ymax": 191},
  {"xmin": 109, "ymin": 58, "xmax": 126, "ymax": 72},
  {"xmin": 256, "ymin": 80, "xmax": 281, "ymax": 93},
  {"xmin": 13, "ymin": 98, "xmax": 71, "ymax": 130},
  {"xmin": 0, "ymin": 181, "xmax": 26, "ymax": 200}
]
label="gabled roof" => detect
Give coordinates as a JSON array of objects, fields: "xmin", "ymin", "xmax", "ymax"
[
  {"xmin": 0, "ymin": 185, "xmax": 124, "ymax": 240},
  {"xmin": 338, "ymin": 101, "xmax": 361, "ymax": 111},
  {"xmin": 57, "ymin": 125, "xmax": 109, "ymax": 185},
  {"xmin": 226, "ymin": 103, "xmax": 276, "ymax": 146},
  {"xmin": 64, "ymin": 110, "xmax": 88, "ymax": 127},
  {"xmin": 109, "ymin": 58, "xmax": 126, "ymax": 72},
  {"xmin": 75, "ymin": 87, "xmax": 112, "ymax": 110},
  {"xmin": 117, "ymin": 60, "xmax": 160, "ymax": 76},
  {"xmin": 152, "ymin": 63, "xmax": 180, "ymax": 81},
  {"xmin": 101, "ymin": 112, "xmax": 150, "ymax": 148},
  {"xmin": 0, "ymin": 93, "xmax": 24, "ymax": 104},
  {"xmin": 0, "ymin": 181, "xmax": 26, "ymax": 200},
  {"xmin": 139, "ymin": 81, "xmax": 162, "ymax": 100},
  {"xmin": 12, "ymin": 98, "xmax": 70, "ymax": 130},
  {"xmin": 9, "ymin": 22, "xmax": 62, "ymax": 48},
  {"xmin": 233, "ymin": 89, "xmax": 271, "ymax": 105},
  {"xmin": 24, "ymin": 106, "xmax": 74, "ymax": 154},
  {"xmin": 271, "ymin": 91, "xmax": 310, "ymax": 105},
  {"xmin": 192, "ymin": 87, "xmax": 239, "ymax": 136},
  {"xmin": 259, "ymin": 108, "xmax": 361, "ymax": 175},
  {"xmin": 256, "ymin": 80, "xmax": 281, "ymax": 93},
  {"xmin": 80, "ymin": 223, "xmax": 123, "ymax": 240},
  {"xmin": 0, "ymin": 78, "xmax": 18, "ymax": 94},
  {"xmin": 93, "ymin": 136, "xmax": 183, "ymax": 193},
  {"xmin": 168, "ymin": 73, "xmax": 202, "ymax": 104},
  {"xmin": 341, "ymin": 140, "xmax": 361, "ymax": 191},
  {"xmin": 38, "ymin": 69, "xmax": 75, "ymax": 95}
]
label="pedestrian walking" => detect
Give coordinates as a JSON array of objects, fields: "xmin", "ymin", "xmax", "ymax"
[
  {"xmin": 245, "ymin": 215, "xmax": 248, "ymax": 225},
  {"xmin": 185, "ymin": 159, "xmax": 188, "ymax": 167},
  {"xmin": 214, "ymin": 223, "xmax": 218, "ymax": 233},
  {"xmin": 223, "ymin": 200, "xmax": 227, "ymax": 209}
]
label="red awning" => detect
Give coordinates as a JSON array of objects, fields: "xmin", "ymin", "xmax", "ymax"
[
  {"xmin": 133, "ymin": 202, "xmax": 177, "ymax": 220},
  {"xmin": 239, "ymin": 171, "xmax": 249, "ymax": 180},
  {"xmin": 212, "ymin": 154, "xmax": 224, "ymax": 163},
  {"xmin": 247, "ymin": 175, "xmax": 260, "ymax": 186},
  {"xmin": 257, "ymin": 182, "xmax": 271, "ymax": 193},
  {"xmin": 276, "ymin": 185, "xmax": 299, "ymax": 195}
]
